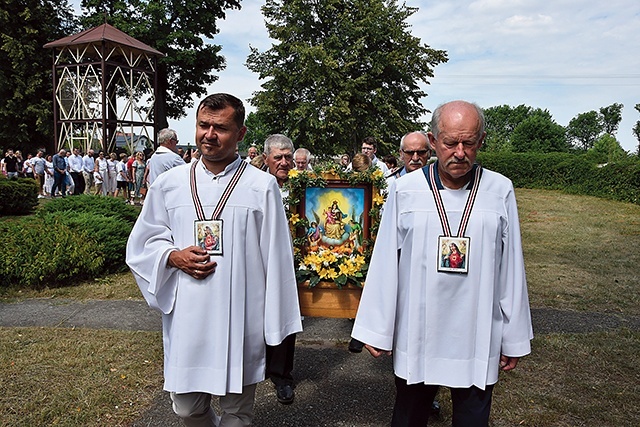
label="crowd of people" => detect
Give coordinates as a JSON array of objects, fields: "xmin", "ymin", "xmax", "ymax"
[{"xmin": 1, "ymin": 128, "xmax": 199, "ymax": 206}]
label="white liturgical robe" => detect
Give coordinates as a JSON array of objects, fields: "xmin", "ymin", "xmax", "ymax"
[
  {"xmin": 126, "ymin": 157, "xmax": 302, "ymax": 395},
  {"xmin": 352, "ymin": 165, "xmax": 533, "ymax": 389}
]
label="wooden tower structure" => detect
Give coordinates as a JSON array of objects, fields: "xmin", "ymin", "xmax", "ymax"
[{"xmin": 44, "ymin": 23, "xmax": 164, "ymax": 154}]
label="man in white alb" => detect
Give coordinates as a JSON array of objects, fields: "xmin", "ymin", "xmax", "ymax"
[
  {"xmin": 145, "ymin": 128, "xmax": 185, "ymax": 186},
  {"xmin": 127, "ymin": 93, "xmax": 302, "ymax": 427},
  {"xmin": 351, "ymin": 100, "xmax": 533, "ymax": 427}
]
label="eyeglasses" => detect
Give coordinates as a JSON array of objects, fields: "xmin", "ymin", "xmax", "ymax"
[{"xmin": 401, "ymin": 149, "xmax": 430, "ymax": 157}]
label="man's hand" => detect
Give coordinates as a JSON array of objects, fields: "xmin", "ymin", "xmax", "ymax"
[
  {"xmin": 167, "ymin": 246, "xmax": 217, "ymax": 280},
  {"xmin": 364, "ymin": 344, "xmax": 392, "ymax": 358},
  {"xmin": 499, "ymin": 355, "xmax": 520, "ymax": 371}
]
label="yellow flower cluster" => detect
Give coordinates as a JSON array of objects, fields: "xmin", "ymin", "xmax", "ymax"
[{"xmin": 300, "ymin": 248, "xmax": 366, "ymax": 281}]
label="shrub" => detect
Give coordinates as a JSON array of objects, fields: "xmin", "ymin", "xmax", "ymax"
[
  {"xmin": 0, "ymin": 177, "xmax": 39, "ymax": 215},
  {"xmin": 44, "ymin": 211, "xmax": 133, "ymax": 272},
  {"xmin": 477, "ymin": 152, "xmax": 640, "ymax": 205},
  {"xmin": 0, "ymin": 196, "xmax": 140, "ymax": 289},
  {"xmin": 0, "ymin": 216, "xmax": 102, "ymax": 289},
  {"xmin": 38, "ymin": 194, "xmax": 139, "ymax": 224}
]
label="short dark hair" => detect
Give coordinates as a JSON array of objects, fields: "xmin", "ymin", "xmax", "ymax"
[
  {"xmin": 197, "ymin": 93, "xmax": 245, "ymax": 130},
  {"xmin": 361, "ymin": 136, "xmax": 378, "ymax": 149}
]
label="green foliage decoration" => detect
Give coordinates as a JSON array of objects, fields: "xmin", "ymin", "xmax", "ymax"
[{"xmin": 284, "ymin": 163, "xmax": 387, "ymax": 288}]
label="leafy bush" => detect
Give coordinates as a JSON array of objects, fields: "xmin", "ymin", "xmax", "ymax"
[
  {"xmin": 0, "ymin": 176, "xmax": 39, "ymax": 215},
  {"xmin": 0, "ymin": 196, "xmax": 140, "ymax": 289},
  {"xmin": 38, "ymin": 194, "xmax": 139, "ymax": 224},
  {"xmin": 0, "ymin": 216, "xmax": 102, "ymax": 288},
  {"xmin": 477, "ymin": 152, "xmax": 640, "ymax": 205}
]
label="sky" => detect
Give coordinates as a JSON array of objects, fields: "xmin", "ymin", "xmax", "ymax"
[{"xmin": 72, "ymin": 0, "xmax": 640, "ymax": 152}]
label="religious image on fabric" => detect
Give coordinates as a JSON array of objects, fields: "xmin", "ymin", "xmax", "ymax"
[{"xmin": 304, "ymin": 187, "xmax": 366, "ymax": 252}]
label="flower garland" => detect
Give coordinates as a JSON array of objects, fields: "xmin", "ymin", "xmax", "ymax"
[{"xmin": 284, "ymin": 162, "xmax": 387, "ymax": 289}]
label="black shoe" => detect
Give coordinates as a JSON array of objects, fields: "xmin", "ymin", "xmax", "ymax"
[
  {"xmin": 276, "ymin": 384, "xmax": 294, "ymax": 405},
  {"xmin": 348, "ymin": 338, "xmax": 365, "ymax": 353}
]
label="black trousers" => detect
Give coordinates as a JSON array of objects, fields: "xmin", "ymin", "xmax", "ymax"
[
  {"xmin": 391, "ymin": 376, "xmax": 494, "ymax": 427},
  {"xmin": 70, "ymin": 171, "xmax": 84, "ymax": 195},
  {"xmin": 265, "ymin": 333, "xmax": 296, "ymax": 386}
]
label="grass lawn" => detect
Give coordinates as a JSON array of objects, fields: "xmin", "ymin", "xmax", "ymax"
[{"xmin": 1, "ymin": 188, "xmax": 639, "ymax": 426}]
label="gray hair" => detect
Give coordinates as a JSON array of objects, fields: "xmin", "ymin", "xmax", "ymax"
[
  {"xmin": 158, "ymin": 128, "xmax": 178, "ymax": 146},
  {"xmin": 294, "ymin": 147, "xmax": 311, "ymax": 161},
  {"xmin": 399, "ymin": 131, "xmax": 428, "ymax": 150},
  {"xmin": 430, "ymin": 101, "xmax": 485, "ymax": 140},
  {"xmin": 263, "ymin": 134, "xmax": 294, "ymax": 155}
]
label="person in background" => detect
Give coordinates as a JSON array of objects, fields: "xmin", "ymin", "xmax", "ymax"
[
  {"xmin": 82, "ymin": 149, "xmax": 95, "ymax": 195},
  {"xmin": 262, "ymin": 134, "xmax": 299, "ymax": 405},
  {"xmin": 383, "ymin": 154, "xmax": 397, "ymax": 172},
  {"xmin": 114, "ymin": 153, "xmax": 131, "ymax": 203},
  {"xmin": 351, "ymin": 152, "xmax": 372, "ymax": 172},
  {"xmin": 339, "ymin": 153, "xmax": 351, "ymax": 171},
  {"xmin": 385, "ymin": 131, "xmax": 432, "ymax": 186},
  {"xmin": 51, "ymin": 149, "xmax": 67, "ymax": 197},
  {"xmin": 293, "ymin": 147, "xmax": 313, "ymax": 171},
  {"xmin": 145, "ymin": 128, "xmax": 185, "ymax": 186},
  {"xmin": 351, "ymin": 100, "xmax": 533, "ymax": 427},
  {"xmin": 94, "ymin": 151, "xmax": 109, "ymax": 196},
  {"xmin": 244, "ymin": 145, "xmax": 258, "ymax": 163},
  {"xmin": 132, "ymin": 151, "xmax": 146, "ymax": 205},
  {"xmin": 31, "ymin": 150, "xmax": 47, "ymax": 198},
  {"xmin": 68, "ymin": 148, "xmax": 85, "ymax": 195},
  {"xmin": 126, "ymin": 93, "xmax": 301, "ymax": 426}
]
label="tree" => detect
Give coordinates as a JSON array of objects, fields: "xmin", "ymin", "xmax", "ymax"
[
  {"xmin": 241, "ymin": 111, "xmax": 270, "ymax": 154},
  {"xmin": 0, "ymin": 0, "xmax": 77, "ymax": 152},
  {"xmin": 81, "ymin": 0, "xmax": 241, "ymax": 129},
  {"xmin": 566, "ymin": 110, "xmax": 602, "ymax": 150},
  {"xmin": 511, "ymin": 114, "xmax": 568, "ymax": 153},
  {"xmin": 483, "ymin": 104, "xmax": 536, "ymax": 152},
  {"xmin": 599, "ymin": 103, "xmax": 623, "ymax": 135},
  {"xmin": 589, "ymin": 134, "xmax": 627, "ymax": 163},
  {"xmin": 245, "ymin": 0, "xmax": 447, "ymax": 157}
]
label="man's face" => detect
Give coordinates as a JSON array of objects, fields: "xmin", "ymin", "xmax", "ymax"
[
  {"xmin": 400, "ymin": 134, "xmax": 431, "ymax": 173},
  {"xmin": 264, "ymin": 148, "xmax": 293, "ymax": 183},
  {"xmin": 361, "ymin": 143, "xmax": 376, "ymax": 160},
  {"xmin": 195, "ymin": 105, "xmax": 246, "ymax": 168},
  {"xmin": 73, "ymin": 148, "xmax": 79, "ymax": 155},
  {"xmin": 294, "ymin": 154, "xmax": 308, "ymax": 170},
  {"xmin": 428, "ymin": 103, "xmax": 484, "ymax": 185},
  {"xmin": 247, "ymin": 147, "xmax": 257, "ymax": 159}
]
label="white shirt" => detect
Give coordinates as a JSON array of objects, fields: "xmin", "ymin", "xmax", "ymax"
[
  {"xmin": 126, "ymin": 157, "xmax": 302, "ymax": 395},
  {"xmin": 352, "ymin": 165, "xmax": 532, "ymax": 389},
  {"xmin": 146, "ymin": 145, "xmax": 185, "ymax": 185},
  {"xmin": 68, "ymin": 154, "xmax": 83, "ymax": 173}
]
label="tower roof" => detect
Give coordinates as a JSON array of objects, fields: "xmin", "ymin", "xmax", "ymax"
[{"xmin": 44, "ymin": 23, "xmax": 163, "ymax": 56}]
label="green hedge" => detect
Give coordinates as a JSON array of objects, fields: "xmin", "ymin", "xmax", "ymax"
[
  {"xmin": 477, "ymin": 152, "xmax": 640, "ymax": 205},
  {"xmin": 0, "ymin": 196, "xmax": 139, "ymax": 289},
  {"xmin": 0, "ymin": 176, "xmax": 39, "ymax": 215}
]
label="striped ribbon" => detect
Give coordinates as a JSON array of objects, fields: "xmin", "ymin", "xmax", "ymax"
[
  {"xmin": 427, "ymin": 163, "xmax": 482, "ymax": 237},
  {"xmin": 190, "ymin": 159, "xmax": 248, "ymax": 221}
]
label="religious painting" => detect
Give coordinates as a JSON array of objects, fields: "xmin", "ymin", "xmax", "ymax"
[
  {"xmin": 299, "ymin": 182, "xmax": 372, "ymax": 253},
  {"xmin": 437, "ymin": 236, "xmax": 469, "ymax": 273},
  {"xmin": 195, "ymin": 219, "xmax": 223, "ymax": 256}
]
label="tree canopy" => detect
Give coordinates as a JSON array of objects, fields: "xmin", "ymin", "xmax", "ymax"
[
  {"xmin": 566, "ymin": 110, "xmax": 602, "ymax": 151},
  {"xmin": 245, "ymin": 0, "xmax": 447, "ymax": 157},
  {"xmin": 599, "ymin": 103, "xmax": 624, "ymax": 135},
  {"xmin": 80, "ymin": 0, "xmax": 241, "ymax": 129},
  {"xmin": 0, "ymin": 0, "xmax": 77, "ymax": 152}
]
